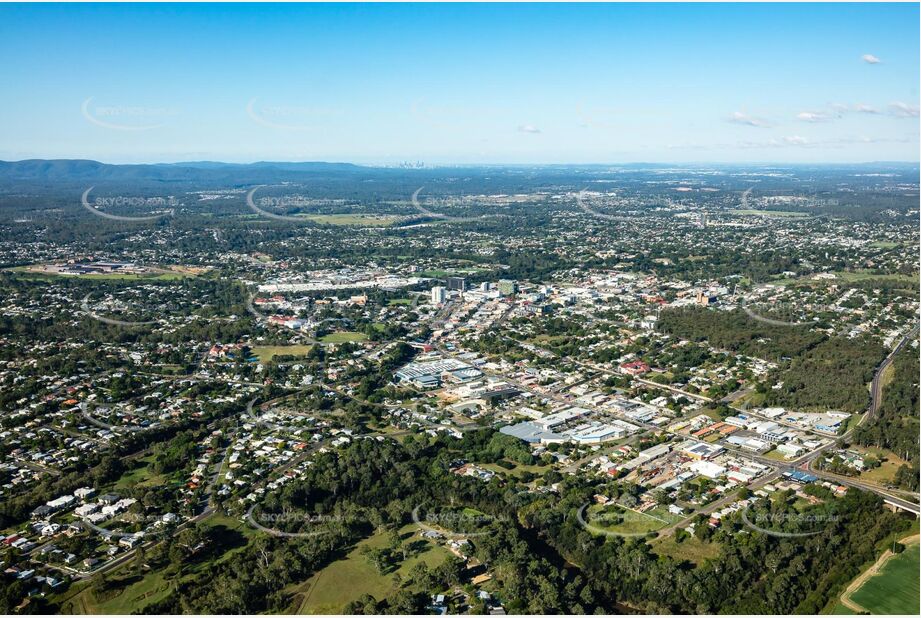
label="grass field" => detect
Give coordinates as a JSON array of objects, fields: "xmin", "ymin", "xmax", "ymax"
[
  {"xmin": 480, "ymin": 460, "xmax": 552, "ymax": 480},
  {"xmin": 832, "ymin": 270, "xmax": 918, "ymax": 285},
  {"xmin": 852, "ymin": 446, "xmax": 912, "ymax": 486},
  {"xmin": 776, "ymin": 269, "xmax": 919, "ymax": 291},
  {"xmin": 869, "ymin": 241, "xmax": 900, "ymax": 249},
  {"xmin": 585, "ymin": 504, "xmax": 679, "ymax": 536},
  {"xmin": 651, "ymin": 535, "xmax": 721, "ymax": 565},
  {"xmin": 251, "ymin": 344, "xmax": 314, "ymax": 363},
  {"xmin": 729, "ymin": 209, "xmax": 809, "ymax": 218},
  {"xmin": 114, "ymin": 454, "xmax": 169, "ymax": 490},
  {"xmin": 319, "ymin": 331, "xmax": 368, "ymax": 344},
  {"xmin": 387, "ymin": 298, "xmax": 414, "ymax": 306},
  {"xmin": 849, "ymin": 542, "xmax": 920, "ymax": 614},
  {"xmin": 9, "ymin": 265, "xmax": 202, "ymax": 281},
  {"xmin": 289, "ymin": 525, "xmax": 450, "ymax": 614},
  {"xmin": 300, "ymin": 214, "xmax": 401, "ymax": 226}
]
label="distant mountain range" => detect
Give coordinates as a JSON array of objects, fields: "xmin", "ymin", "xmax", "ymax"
[
  {"xmin": 0, "ymin": 159, "xmax": 367, "ymax": 182},
  {"xmin": 1, "ymin": 159, "xmax": 916, "ymax": 185}
]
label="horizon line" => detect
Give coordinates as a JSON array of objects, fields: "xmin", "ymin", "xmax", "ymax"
[{"xmin": 3, "ymin": 158, "xmax": 919, "ymax": 168}]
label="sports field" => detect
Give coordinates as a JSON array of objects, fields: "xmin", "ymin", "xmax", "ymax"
[
  {"xmin": 848, "ymin": 542, "xmax": 920, "ymax": 614},
  {"xmin": 251, "ymin": 344, "xmax": 313, "ymax": 362},
  {"xmin": 319, "ymin": 331, "xmax": 368, "ymax": 343}
]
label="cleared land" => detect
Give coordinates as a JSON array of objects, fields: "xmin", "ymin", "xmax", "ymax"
[
  {"xmin": 651, "ymin": 535, "xmax": 721, "ymax": 565},
  {"xmin": 584, "ymin": 504, "xmax": 682, "ymax": 536},
  {"xmin": 252, "ymin": 344, "xmax": 314, "ymax": 363},
  {"xmin": 300, "ymin": 214, "xmax": 401, "ymax": 226},
  {"xmin": 729, "ymin": 209, "xmax": 808, "ymax": 218},
  {"xmin": 114, "ymin": 454, "xmax": 169, "ymax": 490},
  {"xmin": 10, "ymin": 264, "xmax": 202, "ymax": 281},
  {"xmin": 319, "ymin": 331, "xmax": 368, "ymax": 344},
  {"xmin": 289, "ymin": 525, "xmax": 450, "ymax": 614},
  {"xmin": 480, "ymin": 460, "xmax": 552, "ymax": 480},
  {"xmin": 852, "ymin": 446, "xmax": 912, "ymax": 487}
]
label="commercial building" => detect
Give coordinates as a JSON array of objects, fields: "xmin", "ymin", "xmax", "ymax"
[
  {"xmin": 394, "ymin": 357, "xmax": 482, "ymax": 389},
  {"xmin": 446, "ymin": 277, "xmax": 466, "ymax": 292},
  {"xmin": 431, "ymin": 286, "xmax": 447, "ymax": 304},
  {"xmin": 619, "ymin": 360, "xmax": 650, "ymax": 376}
]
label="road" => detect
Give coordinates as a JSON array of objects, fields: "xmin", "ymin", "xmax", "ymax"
[
  {"xmin": 658, "ymin": 470, "xmax": 783, "ymax": 537},
  {"xmin": 793, "ymin": 325, "xmax": 920, "ymax": 511}
]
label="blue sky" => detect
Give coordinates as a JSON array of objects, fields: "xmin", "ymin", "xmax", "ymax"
[{"xmin": 1, "ymin": 2, "xmax": 918, "ymax": 164}]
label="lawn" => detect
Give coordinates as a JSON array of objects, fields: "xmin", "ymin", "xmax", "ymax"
[
  {"xmin": 319, "ymin": 331, "xmax": 368, "ymax": 344},
  {"xmin": 387, "ymin": 298, "xmax": 414, "ymax": 306},
  {"xmin": 289, "ymin": 525, "xmax": 451, "ymax": 614},
  {"xmin": 252, "ymin": 344, "xmax": 314, "ymax": 363},
  {"xmin": 849, "ymin": 542, "xmax": 920, "ymax": 614}
]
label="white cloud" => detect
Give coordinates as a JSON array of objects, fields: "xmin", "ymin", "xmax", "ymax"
[
  {"xmin": 854, "ymin": 103, "xmax": 880, "ymax": 114},
  {"xmin": 783, "ymin": 135, "xmax": 809, "ymax": 146},
  {"xmin": 796, "ymin": 111, "xmax": 831, "ymax": 123},
  {"xmin": 889, "ymin": 101, "xmax": 920, "ymax": 118},
  {"xmin": 861, "ymin": 54, "xmax": 881, "ymax": 64},
  {"xmin": 517, "ymin": 124, "xmax": 541, "ymax": 134},
  {"xmin": 727, "ymin": 111, "xmax": 771, "ymax": 128}
]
